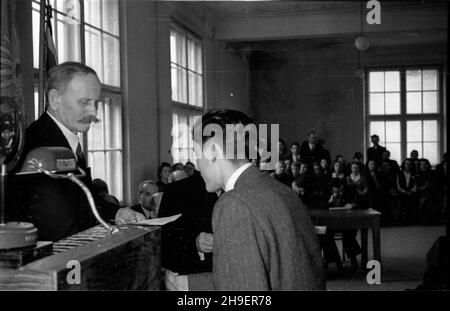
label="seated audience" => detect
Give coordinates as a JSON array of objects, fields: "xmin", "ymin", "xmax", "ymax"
[
  {"xmin": 129, "ymin": 180, "xmax": 160, "ymax": 219},
  {"xmin": 378, "ymin": 160, "xmax": 399, "ymax": 225},
  {"xmin": 157, "ymin": 162, "xmax": 172, "ymax": 192},
  {"xmin": 320, "ymin": 158, "xmax": 331, "ymax": 179},
  {"xmin": 184, "ymin": 161, "xmax": 196, "ymax": 177},
  {"xmin": 334, "ymin": 155, "xmax": 349, "ymax": 175},
  {"xmin": 381, "ymin": 150, "xmax": 400, "ymax": 175},
  {"xmin": 309, "ymin": 162, "xmax": 330, "ymax": 208},
  {"xmin": 300, "ymin": 131, "xmax": 325, "ymax": 165},
  {"xmin": 331, "ymin": 160, "xmax": 346, "ymax": 186},
  {"xmin": 317, "ymin": 138, "xmax": 332, "ymax": 164},
  {"xmin": 346, "ymin": 152, "xmax": 364, "ymax": 173},
  {"xmin": 169, "ymin": 169, "xmax": 188, "ymax": 183},
  {"xmin": 416, "ymin": 158, "xmax": 438, "ymax": 225},
  {"xmin": 278, "ymin": 139, "xmax": 291, "ymax": 161},
  {"xmin": 292, "ymin": 162, "xmax": 312, "ymax": 206},
  {"xmin": 172, "ymin": 162, "xmax": 184, "ymax": 171},
  {"xmin": 365, "ymin": 160, "xmax": 383, "ymax": 211},
  {"xmin": 290, "ymin": 142, "xmax": 301, "ymax": 163},
  {"xmin": 397, "ymin": 158, "xmax": 418, "ymax": 225},
  {"xmin": 92, "ymin": 178, "xmax": 120, "ymax": 206},
  {"xmin": 345, "ymin": 162, "xmax": 369, "ymax": 208},
  {"xmin": 270, "ymin": 161, "xmax": 293, "ymax": 187}
]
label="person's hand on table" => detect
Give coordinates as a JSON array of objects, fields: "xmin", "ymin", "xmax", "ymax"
[
  {"xmin": 196, "ymin": 232, "xmax": 214, "ymax": 253},
  {"xmin": 115, "ymin": 208, "xmax": 146, "ymax": 224},
  {"xmin": 165, "ymin": 269, "xmax": 189, "ymax": 291}
]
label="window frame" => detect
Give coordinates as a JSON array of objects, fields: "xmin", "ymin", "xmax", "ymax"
[
  {"xmin": 364, "ymin": 64, "xmax": 445, "ymax": 165},
  {"xmin": 170, "ymin": 21, "xmax": 205, "ymax": 164},
  {"xmin": 31, "ymin": 0, "xmax": 125, "ymax": 202}
]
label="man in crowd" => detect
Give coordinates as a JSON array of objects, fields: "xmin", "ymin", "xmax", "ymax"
[
  {"xmin": 367, "ymin": 134, "xmax": 386, "ymax": 164},
  {"xmin": 127, "ymin": 180, "xmax": 160, "ymax": 220},
  {"xmin": 300, "ymin": 131, "xmax": 325, "ymax": 165},
  {"xmin": 165, "ymin": 108, "xmax": 325, "ymax": 290}
]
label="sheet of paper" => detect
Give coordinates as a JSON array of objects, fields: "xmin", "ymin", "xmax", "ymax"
[
  {"xmin": 136, "ymin": 213, "xmax": 182, "ymax": 226},
  {"xmin": 328, "ymin": 206, "xmax": 352, "ymax": 211}
]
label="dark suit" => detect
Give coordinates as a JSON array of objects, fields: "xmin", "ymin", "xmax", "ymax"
[
  {"xmin": 299, "ymin": 141, "xmax": 325, "ymax": 165},
  {"xmin": 8, "ymin": 113, "xmax": 118, "ymax": 241},
  {"xmin": 367, "ymin": 145, "xmax": 386, "ymax": 164},
  {"xmin": 189, "ymin": 165, "xmax": 325, "ymax": 290},
  {"xmin": 158, "ymin": 173, "xmax": 217, "ymax": 274}
]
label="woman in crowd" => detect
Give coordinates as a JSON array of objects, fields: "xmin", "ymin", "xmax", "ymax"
[
  {"xmin": 290, "ymin": 142, "xmax": 301, "ymax": 163},
  {"xmin": 345, "ymin": 162, "xmax": 369, "ymax": 208},
  {"xmin": 397, "ymin": 158, "xmax": 417, "ymax": 225},
  {"xmin": 157, "ymin": 162, "xmax": 173, "ymax": 192},
  {"xmin": 331, "ymin": 160, "xmax": 346, "ymax": 187}
]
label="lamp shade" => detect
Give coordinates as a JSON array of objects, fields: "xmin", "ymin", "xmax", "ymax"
[{"xmin": 355, "ymin": 36, "xmax": 370, "ymax": 51}]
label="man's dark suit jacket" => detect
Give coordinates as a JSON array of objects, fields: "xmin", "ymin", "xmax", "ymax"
[
  {"xmin": 7, "ymin": 113, "xmax": 118, "ymax": 241},
  {"xmin": 158, "ymin": 173, "xmax": 217, "ymax": 274},
  {"xmin": 188, "ymin": 165, "xmax": 326, "ymax": 290},
  {"xmin": 367, "ymin": 145, "xmax": 386, "ymax": 164},
  {"xmin": 299, "ymin": 141, "xmax": 325, "ymax": 165}
]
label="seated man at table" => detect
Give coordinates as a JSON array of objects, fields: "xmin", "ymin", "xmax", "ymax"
[{"xmin": 326, "ymin": 180, "xmax": 361, "ymax": 269}]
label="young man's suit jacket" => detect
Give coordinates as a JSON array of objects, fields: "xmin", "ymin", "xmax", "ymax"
[{"xmin": 189, "ymin": 165, "xmax": 325, "ymax": 290}]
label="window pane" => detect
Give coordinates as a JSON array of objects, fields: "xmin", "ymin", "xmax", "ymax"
[
  {"xmin": 84, "ymin": 0, "xmax": 101, "ymax": 28},
  {"xmin": 103, "ymin": 34, "xmax": 120, "ymax": 87},
  {"xmin": 385, "ymin": 121, "xmax": 400, "ymax": 142},
  {"xmin": 34, "ymin": 89, "xmax": 39, "ymax": 120},
  {"xmin": 176, "ymin": 30, "xmax": 186, "ymax": 67},
  {"xmin": 57, "ymin": 16, "xmax": 81, "ymax": 63},
  {"xmin": 102, "ymin": 0, "xmax": 119, "ymax": 35},
  {"xmin": 85, "ymin": 26, "xmax": 103, "ymax": 82},
  {"xmin": 187, "ymin": 37, "xmax": 196, "ymax": 71},
  {"xmin": 106, "ymin": 151, "xmax": 123, "ymax": 201},
  {"xmin": 188, "ymin": 71, "xmax": 196, "ymax": 105},
  {"xmin": 423, "ymin": 142, "xmax": 438, "ymax": 166},
  {"xmin": 195, "ymin": 41, "xmax": 202, "ymax": 73},
  {"xmin": 32, "ymin": 7, "xmax": 40, "ymax": 68},
  {"xmin": 385, "ymin": 71, "xmax": 400, "ymax": 92},
  {"xmin": 104, "ymin": 97, "xmax": 122, "ymax": 149},
  {"xmin": 407, "ymin": 143, "xmax": 422, "ymax": 159},
  {"xmin": 170, "ymin": 29, "xmax": 177, "ymax": 64},
  {"xmin": 370, "ymin": 121, "xmax": 385, "ymax": 143},
  {"xmin": 423, "ymin": 120, "xmax": 438, "ymax": 142},
  {"xmin": 177, "ymin": 67, "xmax": 187, "ymax": 103},
  {"xmin": 385, "ymin": 93, "xmax": 400, "ymax": 115},
  {"xmin": 423, "ymin": 69, "xmax": 438, "ymax": 91},
  {"xmin": 407, "ymin": 121, "xmax": 422, "ymax": 142},
  {"xmin": 58, "ymin": 0, "xmax": 81, "ymax": 20},
  {"xmin": 407, "ymin": 92, "xmax": 421, "ymax": 114},
  {"xmin": 89, "ymin": 151, "xmax": 105, "ymax": 179},
  {"xmin": 88, "ymin": 102, "xmax": 105, "ymax": 150},
  {"xmin": 196, "ymin": 74, "xmax": 203, "ymax": 107},
  {"xmin": 385, "ymin": 143, "xmax": 401, "ymax": 164},
  {"xmin": 369, "ymin": 93, "xmax": 384, "ymax": 115},
  {"xmin": 423, "ymin": 91, "xmax": 438, "ymax": 113},
  {"xmin": 171, "ymin": 64, "xmax": 178, "ymax": 102},
  {"xmin": 406, "ymin": 70, "xmax": 422, "ymax": 91},
  {"xmin": 369, "ymin": 72, "xmax": 384, "ymax": 92}
]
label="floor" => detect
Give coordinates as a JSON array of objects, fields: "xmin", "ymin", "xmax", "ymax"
[{"xmin": 325, "ymin": 225, "xmax": 446, "ymax": 290}]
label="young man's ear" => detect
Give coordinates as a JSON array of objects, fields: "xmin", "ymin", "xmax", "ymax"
[{"xmin": 47, "ymin": 89, "xmax": 60, "ymax": 111}]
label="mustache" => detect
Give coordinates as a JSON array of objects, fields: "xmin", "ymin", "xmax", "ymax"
[{"xmin": 78, "ymin": 115, "xmax": 101, "ymax": 124}]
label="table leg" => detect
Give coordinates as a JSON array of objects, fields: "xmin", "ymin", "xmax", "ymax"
[
  {"xmin": 372, "ymin": 217, "xmax": 381, "ymax": 265},
  {"xmin": 360, "ymin": 228, "xmax": 368, "ymax": 269}
]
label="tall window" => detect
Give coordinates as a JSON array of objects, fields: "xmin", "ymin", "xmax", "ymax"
[
  {"xmin": 170, "ymin": 24, "xmax": 204, "ymax": 164},
  {"xmin": 366, "ymin": 67, "xmax": 444, "ymax": 165},
  {"xmin": 31, "ymin": 0, "xmax": 123, "ymax": 201}
]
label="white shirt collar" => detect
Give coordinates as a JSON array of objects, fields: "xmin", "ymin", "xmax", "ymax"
[
  {"xmin": 224, "ymin": 162, "xmax": 253, "ymax": 192},
  {"xmin": 47, "ymin": 111, "xmax": 80, "ymax": 155}
]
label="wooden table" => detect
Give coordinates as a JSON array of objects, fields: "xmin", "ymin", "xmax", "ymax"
[{"xmin": 308, "ymin": 208, "xmax": 382, "ymax": 268}]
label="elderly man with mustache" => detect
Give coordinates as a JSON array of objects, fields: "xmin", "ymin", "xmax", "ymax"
[{"xmin": 12, "ymin": 62, "xmax": 141, "ymax": 241}]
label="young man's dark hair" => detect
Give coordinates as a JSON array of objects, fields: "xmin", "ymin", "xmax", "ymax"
[{"xmin": 193, "ymin": 108, "xmax": 255, "ymax": 161}]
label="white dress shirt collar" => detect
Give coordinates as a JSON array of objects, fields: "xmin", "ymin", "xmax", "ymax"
[
  {"xmin": 224, "ymin": 162, "xmax": 253, "ymax": 192},
  {"xmin": 47, "ymin": 111, "xmax": 80, "ymax": 154}
]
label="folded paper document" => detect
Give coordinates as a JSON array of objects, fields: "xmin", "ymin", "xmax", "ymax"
[{"xmin": 136, "ymin": 213, "xmax": 182, "ymax": 226}]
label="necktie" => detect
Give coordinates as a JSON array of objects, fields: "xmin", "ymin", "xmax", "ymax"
[{"xmin": 76, "ymin": 142, "xmax": 87, "ymax": 170}]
